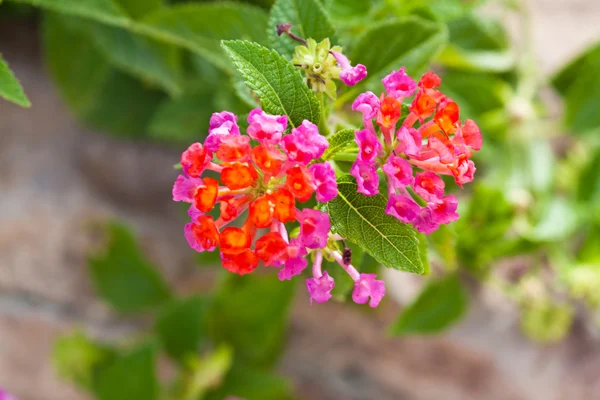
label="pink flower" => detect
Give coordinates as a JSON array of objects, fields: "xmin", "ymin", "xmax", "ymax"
[
  {"xmin": 205, "ymin": 111, "xmax": 240, "ymax": 152},
  {"xmin": 278, "ymin": 239, "xmax": 308, "ymax": 280},
  {"xmin": 413, "ymin": 207, "xmax": 439, "ymax": 234},
  {"xmin": 385, "ymin": 194, "xmax": 420, "ymax": 223},
  {"xmin": 382, "ymin": 156, "xmax": 413, "ymax": 187},
  {"xmin": 282, "ymin": 120, "xmax": 328, "ymax": 164},
  {"xmin": 331, "ymin": 51, "xmax": 367, "ymax": 86},
  {"xmin": 187, "ymin": 204, "xmax": 203, "ymax": 221},
  {"xmin": 457, "ymin": 119, "xmax": 482, "ymax": 151},
  {"xmin": 395, "ymin": 126, "xmax": 422, "ymax": 157},
  {"xmin": 172, "ymin": 174, "xmax": 202, "ymax": 203},
  {"xmin": 309, "ymin": 162, "xmax": 338, "ymax": 202},
  {"xmin": 429, "ymin": 195, "xmax": 459, "ymax": 225},
  {"xmin": 350, "ymin": 161, "xmax": 379, "ymax": 196},
  {"xmin": 450, "ymin": 156, "xmax": 476, "ymax": 187},
  {"xmin": 181, "ymin": 142, "xmax": 212, "ymax": 178},
  {"xmin": 382, "ymin": 67, "xmax": 417, "ymax": 99},
  {"xmin": 355, "ymin": 129, "xmax": 382, "ymax": 163},
  {"xmin": 352, "ymin": 274, "xmax": 386, "ymax": 308},
  {"xmin": 297, "ymin": 208, "xmax": 331, "ymax": 249},
  {"xmin": 413, "ymin": 171, "xmax": 445, "ymax": 201},
  {"xmin": 352, "ymin": 91, "xmax": 380, "ymax": 120},
  {"xmin": 246, "ymin": 108, "xmax": 287, "ymax": 144},
  {"xmin": 306, "ymin": 271, "xmax": 335, "ymax": 304}
]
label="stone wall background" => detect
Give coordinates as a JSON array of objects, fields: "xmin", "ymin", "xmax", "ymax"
[{"xmin": 1, "ymin": 1, "xmax": 600, "ymax": 399}]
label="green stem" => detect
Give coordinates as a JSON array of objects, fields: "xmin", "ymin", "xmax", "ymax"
[{"xmin": 318, "ymin": 92, "xmax": 331, "ymax": 136}]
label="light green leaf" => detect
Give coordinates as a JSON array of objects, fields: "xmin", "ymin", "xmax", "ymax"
[
  {"xmin": 325, "ymin": 174, "xmax": 423, "ymax": 274},
  {"xmin": 268, "ymin": 0, "xmax": 336, "ymax": 59},
  {"xmin": 205, "ymin": 364, "xmax": 293, "ymax": 400},
  {"xmin": 322, "ymin": 0, "xmax": 373, "ymax": 23},
  {"xmin": 321, "ymin": 128, "xmax": 356, "ymax": 160},
  {"xmin": 93, "ymin": 343, "xmax": 159, "ymax": 400},
  {"xmin": 221, "ymin": 40, "xmax": 321, "ymax": 128},
  {"xmin": 156, "ymin": 295, "xmax": 210, "ymax": 363},
  {"xmin": 12, "ymin": 0, "xmax": 268, "ymax": 71},
  {"xmin": 208, "ymin": 273, "xmax": 295, "ymax": 368},
  {"xmin": 390, "ymin": 273, "xmax": 468, "ymax": 335},
  {"xmin": 416, "ymin": 233, "xmax": 430, "ymax": 276},
  {"xmin": 116, "ymin": 0, "xmax": 161, "ymax": 19},
  {"xmin": 89, "ymin": 223, "xmax": 172, "ymax": 313},
  {"xmin": 350, "ymin": 17, "xmax": 447, "ymax": 85},
  {"xmin": 0, "ymin": 53, "xmax": 30, "ymax": 107}
]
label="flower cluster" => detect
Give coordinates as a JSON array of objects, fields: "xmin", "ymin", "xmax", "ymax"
[
  {"xmin": 173, "ymin": 109, "xmax": 385, "ymax": 307},
  {"xmin": 351, "ymin": 69, "xmax": 482, "ymax": 234}
]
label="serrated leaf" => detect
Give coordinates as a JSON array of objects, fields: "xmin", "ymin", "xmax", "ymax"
[
  {"xmin": 350, "ymin": 17, "xmax": 447, "ymax": 85},
  {"xmin": 155, "ymin": 295, "xmax": 210, "ymax": 363},
  {"xmin": 321, "ymin": 128, "xmax": 356, "ymax": 160},
  {"xmin": 88, "ymin": 223, "xmax": 172, "ymax": 313},
  {"xmin": 0, "ymin": 53, "xmax": 30, "ymax": 107},
  {"xmin": 325, "ymin": 174, "xmax": 423, "ymax": 274},
  {"xmin": 13, "ymin": 0, "xmax": 268, "ymax": 71},
  {"xmin": 93, "ymin": 343, "xmax": 159, "ymax": 400},
  {"xmin": 390, "ymin": 273, "xmax": 468, "ymax": 335},
  {"xmin": 208, "ymin": 273, "xmax": 295, "ymax": 368},
  {"xmin": 268, "ymin": 0, "xmax": 336, "ymax": 59},
  {"xmin": 221, "ymin": 40, "xmax": 321, "ymax": 128}
]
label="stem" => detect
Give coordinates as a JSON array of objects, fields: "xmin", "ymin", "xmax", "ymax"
[{"xmin": 318, "ymin": 92, "xmax": 331, "ymax": 136}]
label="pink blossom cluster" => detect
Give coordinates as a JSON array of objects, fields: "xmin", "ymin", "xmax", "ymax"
[{"xmin": 350, "ymin": 69, "xmax": 482, "ymax": 234}]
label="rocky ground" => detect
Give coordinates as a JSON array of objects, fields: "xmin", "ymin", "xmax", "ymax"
[{"xmin": 1, "ymin": 1, "xmax": 600, "ymax": 399}]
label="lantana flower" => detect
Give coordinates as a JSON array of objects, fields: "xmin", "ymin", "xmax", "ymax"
[
  {"xmin": 173, "ymin": 108, "xmax": 386, "ymax": 307},
  {"xmin": 351, "ymin": 69, "xmax": 482, "ymax": 234}
]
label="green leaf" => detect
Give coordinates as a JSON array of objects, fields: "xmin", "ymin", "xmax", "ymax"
[
  {"xmin": 551, "ymin": 42, "xmax": 600, "ymax": 95},
  {"xmin": 0, "ymin": 53, "xmax": 30, "ymax": 107},
  {"xmin": 268, "ymin": 0, "xmax": 336, "ymax": 59},
  {"xmin": 322, "ymin": 0, "xmax": 372, "ymax": 23},
  {"xmin": 89, "ymin": 223, "xmax": 172, "ymax": 313},
  {"xmin": 93, "ymin": 343, "xmax": 159, "ymax": 400},
  {"xmin": 325, "ymin": 174, "xmax": 423, "ymax": 274},
  {"xmin": 350, "ymin": 17, "xmax": 447, "ymax": 85},
  {"xmin": 12, "ymin": 0, "xmax": 268, "ymax": 71},
  {"xmin": 221, "ymin": 40, "xmax": 321, "ymax": 128},
  {"xmin": 205, "ymin": 364, "xmax": 293, "ymax": 400},
  {"xmin": 116, "ymin": 0, "xmax": 162, "ymax": 19},
  {"xmin": 416, "ymin": 233, "xmax": 430, "ymax": 276},
  {"xmin": 149, "ymin": 94, "xmax": 213, "ymax": 143},
  {"xmin": 53, "ymin": 331, "xmax": 116, "ymax": 390},
  {"xmin": 321, "ymin": 128, "xmax": 356, "ymax": 160},
  {"xmin": 43, "ymin": 13, "xmax": 164, "ymax": 137},
  {"xmin": 390, "ymin": 273, "xmax": 468, "ymax": 335},
  {"xmin": 208, "ymin": 273, "xmax": 296, "ymax": 368},
  {"xmin": 155, "ymin": 295, "xmax": 210, "ymax": 363}
]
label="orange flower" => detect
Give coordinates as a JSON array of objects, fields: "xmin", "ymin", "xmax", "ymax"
[
  {"xmin": 221, "ymin": 250, "xmax": 259, "ymax": 275},
  {"xmin": 221, "ymin": 162, "xmax": 258, "ymax": 190},
  {"xmin": 190, "ymin": 216, "xmax": 220, "ymax": 250},
  {"xmin": 252, "ymin": 145, "xmax": 285, "ymax": 176},
  {"xmin": 286, "ymin": 166, "xmax": 315, "ymax": 203},
  {"xmin": 376, "ymin": 96, "xmax": 401, "ymax": 129},
  {"xmin": 181, "ymin": 143, "xmax": 212, "ymax": 178},
  {"xmin": 194, "ymin": 177, "xmax": 219, "ymax": 213},
  {"xmin": 220, "ymin": 227, "xmax": 251, "ymax": 255},
  {"xmin": 270, "ymin": 188, "xmax": 296, "ymax": 222},
  {"xmin": 255, "ymin": 232, "xmax": 288, "ymax": 266},
  {"xmin": 216, "ymin": 135, "xmax": 251, "ymax": 162},
  {"xmin": 410, "ymin": 91, "xmax": 436, "ymax": 121},
  {"xmin": 434, "ymin": 101, "xmax": 460, "ymax": 135},
  {"xmin": 249, "ymin": 195, "xmax": 273, "ymax": 228}
]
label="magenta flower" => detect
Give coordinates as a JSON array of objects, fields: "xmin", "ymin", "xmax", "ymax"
[
  {"xmin": 350, "ymin": 161, "xmax": 379, "ymax": 196},
  {"xmin": 278, "ymin": 239, "xmax": 308, "ymax": 280},
  {"xmin": 282, "ymin": 120, "xmax": 328, "ymax": 164},
  {"xmin": 352, "ymin": 91, "xmax": 380, "ymax": 120},
  {"xmin": 352, "ymin": 274, "xmax": 386, "ymax": 308},
  {"xmin": 172, "ymin": 174, "xmax": 201, "ymax": 202},
  {"xmin": 430, "ymin": 195, "xmax": 459, "ymax": 225},
  {"xmin": 413, "ymin": 207, "xmax": 439, "ymax": 234},
  {"xmin": 382, "ymin": 67, "xmax": 417, "ymax": 99},
  {"xmin": 385, "ymin": 194, "xmax": 420, "ymax": 223},
  {"xmin": 187, "ymin": 204, "xmax": 203, "ymax": 221},
  {"xmin": 355, "ymin": 129, "xmax": 382, "ymax": 163},
  {"xmin": 297, "ymin": 209, "xmax": 331, "ymax": 249},
  {"xmin": 331, "ymin": 51, "xmax": 367, "ymax": 86},
  {"xmin": 181, "ymin": 142, "xmax": 212, "ymax": 178},
  {"xmin": 395, "ymin": 126, "xmax": 422, "ymax": 157},
  {"xmin": 184, "ymin": 223, "xmax": 213, "ymax": 252},
  {"xmin": 382, "ymin": 156, "xmax": 413, "ymax": 187},
  {"xmin": 413, "ymin": 171, "xmax": 445, "ymax": 201},
  {"xmin": 309, "ymin": 162, "xmax": 338, "ymax": 202},
  {"xmin": 246, "ymin": 108, "xmax": 287, "ymax": 144},
  {"xmin": 205, "ymin": 111, "xmax": 240, "ymax": 152},
  {"xmin": 306, "ymin": 271, "xmax": 335, "ymax": 304}
]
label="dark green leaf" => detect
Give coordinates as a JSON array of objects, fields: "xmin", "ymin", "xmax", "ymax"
[
  {"xmin": 149, "ymin": 94, "xmax": 213, "ymax": 143},
  {"xmin": 551, "ymin": 42, "xmax": 600, "ymax": 95},
  {"xmin": 221, "ymin": 40, "xmax": 321, "ymax": 128},
  {"xmin": 351, "ymin": 17, "xmax": 447, "ymax": 85},
  {"xmin": 205, "ymin": 364, "xmax": 293, "ymax": 400},
  {"xmin": 268, "ymin": 0, "xmax": 336, "ymax": 59},
  {"xmin": 322, "ymin": 0, "xmax": 372, "ymax": 22},
  {"xmin": 93, "ymin": 343, "xmax": 159, "ymax": 400},
  {"xmin": 53, "ymin": 331, "xmax": 116, "ymax": 390},
  {"xmin": 156, "ymin": 295, "xmax": 210, "ymax": 363},
  {"xmin": 208, "ymin": 273, "xmax": 296, "ymax": 368},
  {"xmin": 0, "ymin": 53, "xmax": 30, "ymax": 107},
  {"xmin": 321, "ymin": 128, "xmax": 356, "ymax": 160},
  {"xmin": 88, "ymin": 223, "xmax": 172, "ymax": 313},
  {"xmin": 325, "ymin": 174, "xmax": 423, "ymax": 274},
  {"xmin": 390, "ymin": 273, "xmax": 468, "ymax": 335},
  {"xmin": 116, "ymin": 0, "xmax": 162, "ymax": 19}
]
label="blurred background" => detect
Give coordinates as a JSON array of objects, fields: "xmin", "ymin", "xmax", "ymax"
[{"xmin": 1, "ymin": 0, "xmax": 600, "ymax": 399}]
